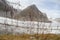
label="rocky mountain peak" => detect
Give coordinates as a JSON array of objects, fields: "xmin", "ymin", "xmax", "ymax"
[{"xmin": 14, "ymin": 4, "xmax": 51, "ymax": 22}]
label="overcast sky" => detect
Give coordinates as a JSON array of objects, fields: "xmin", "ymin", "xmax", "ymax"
[{"xmin": 7, "ymin": 0, "xmax": 60, "ymax": 19}]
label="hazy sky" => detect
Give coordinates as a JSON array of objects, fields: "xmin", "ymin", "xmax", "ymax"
[{"xmin": 7, "ymin": 0, "xmax": 60, "ymax": 18}]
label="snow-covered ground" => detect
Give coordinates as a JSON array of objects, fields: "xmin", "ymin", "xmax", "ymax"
[{"xmin": 0, "ymin": 17, "xmax": 60, "ymax": 34}]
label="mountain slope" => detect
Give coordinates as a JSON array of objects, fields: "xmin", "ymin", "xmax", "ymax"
[
  {"xmin": 0, "ymin": 0, "xmax": 20, "ymax": 18},
  {"xmin": 54, "ymin": 18, "xmax": 60, "ymax": 22},
  {"xmin": 14, "ymin": 4, "xmax": 51, "ymax": 22}
]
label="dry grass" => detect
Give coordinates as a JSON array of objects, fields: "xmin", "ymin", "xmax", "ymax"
[{"xmin": 0, "ymin": 34, "xmax": 60, "ymax": 40}]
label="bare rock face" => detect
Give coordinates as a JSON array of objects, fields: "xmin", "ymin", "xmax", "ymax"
[
  {"xmin": 14, "ymin": 4, "xmax": 51, "ymax": 22},
  {"xmin": 0, "ymin": 0, "xmax": 19, "ymax": 18},
  {"xmin": 0, "ymin": 0, "xmax": 10, "ymax": 11}
]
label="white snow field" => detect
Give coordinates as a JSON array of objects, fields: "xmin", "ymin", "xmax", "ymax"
[{"xmin": 0, "ymin": 17, "xmax": 60, "ymax": 34}]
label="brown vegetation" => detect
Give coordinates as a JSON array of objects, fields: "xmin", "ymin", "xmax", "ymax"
[{"xmin": 0, "ymin": 34, "xmax": 60, "ymax": 40}]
